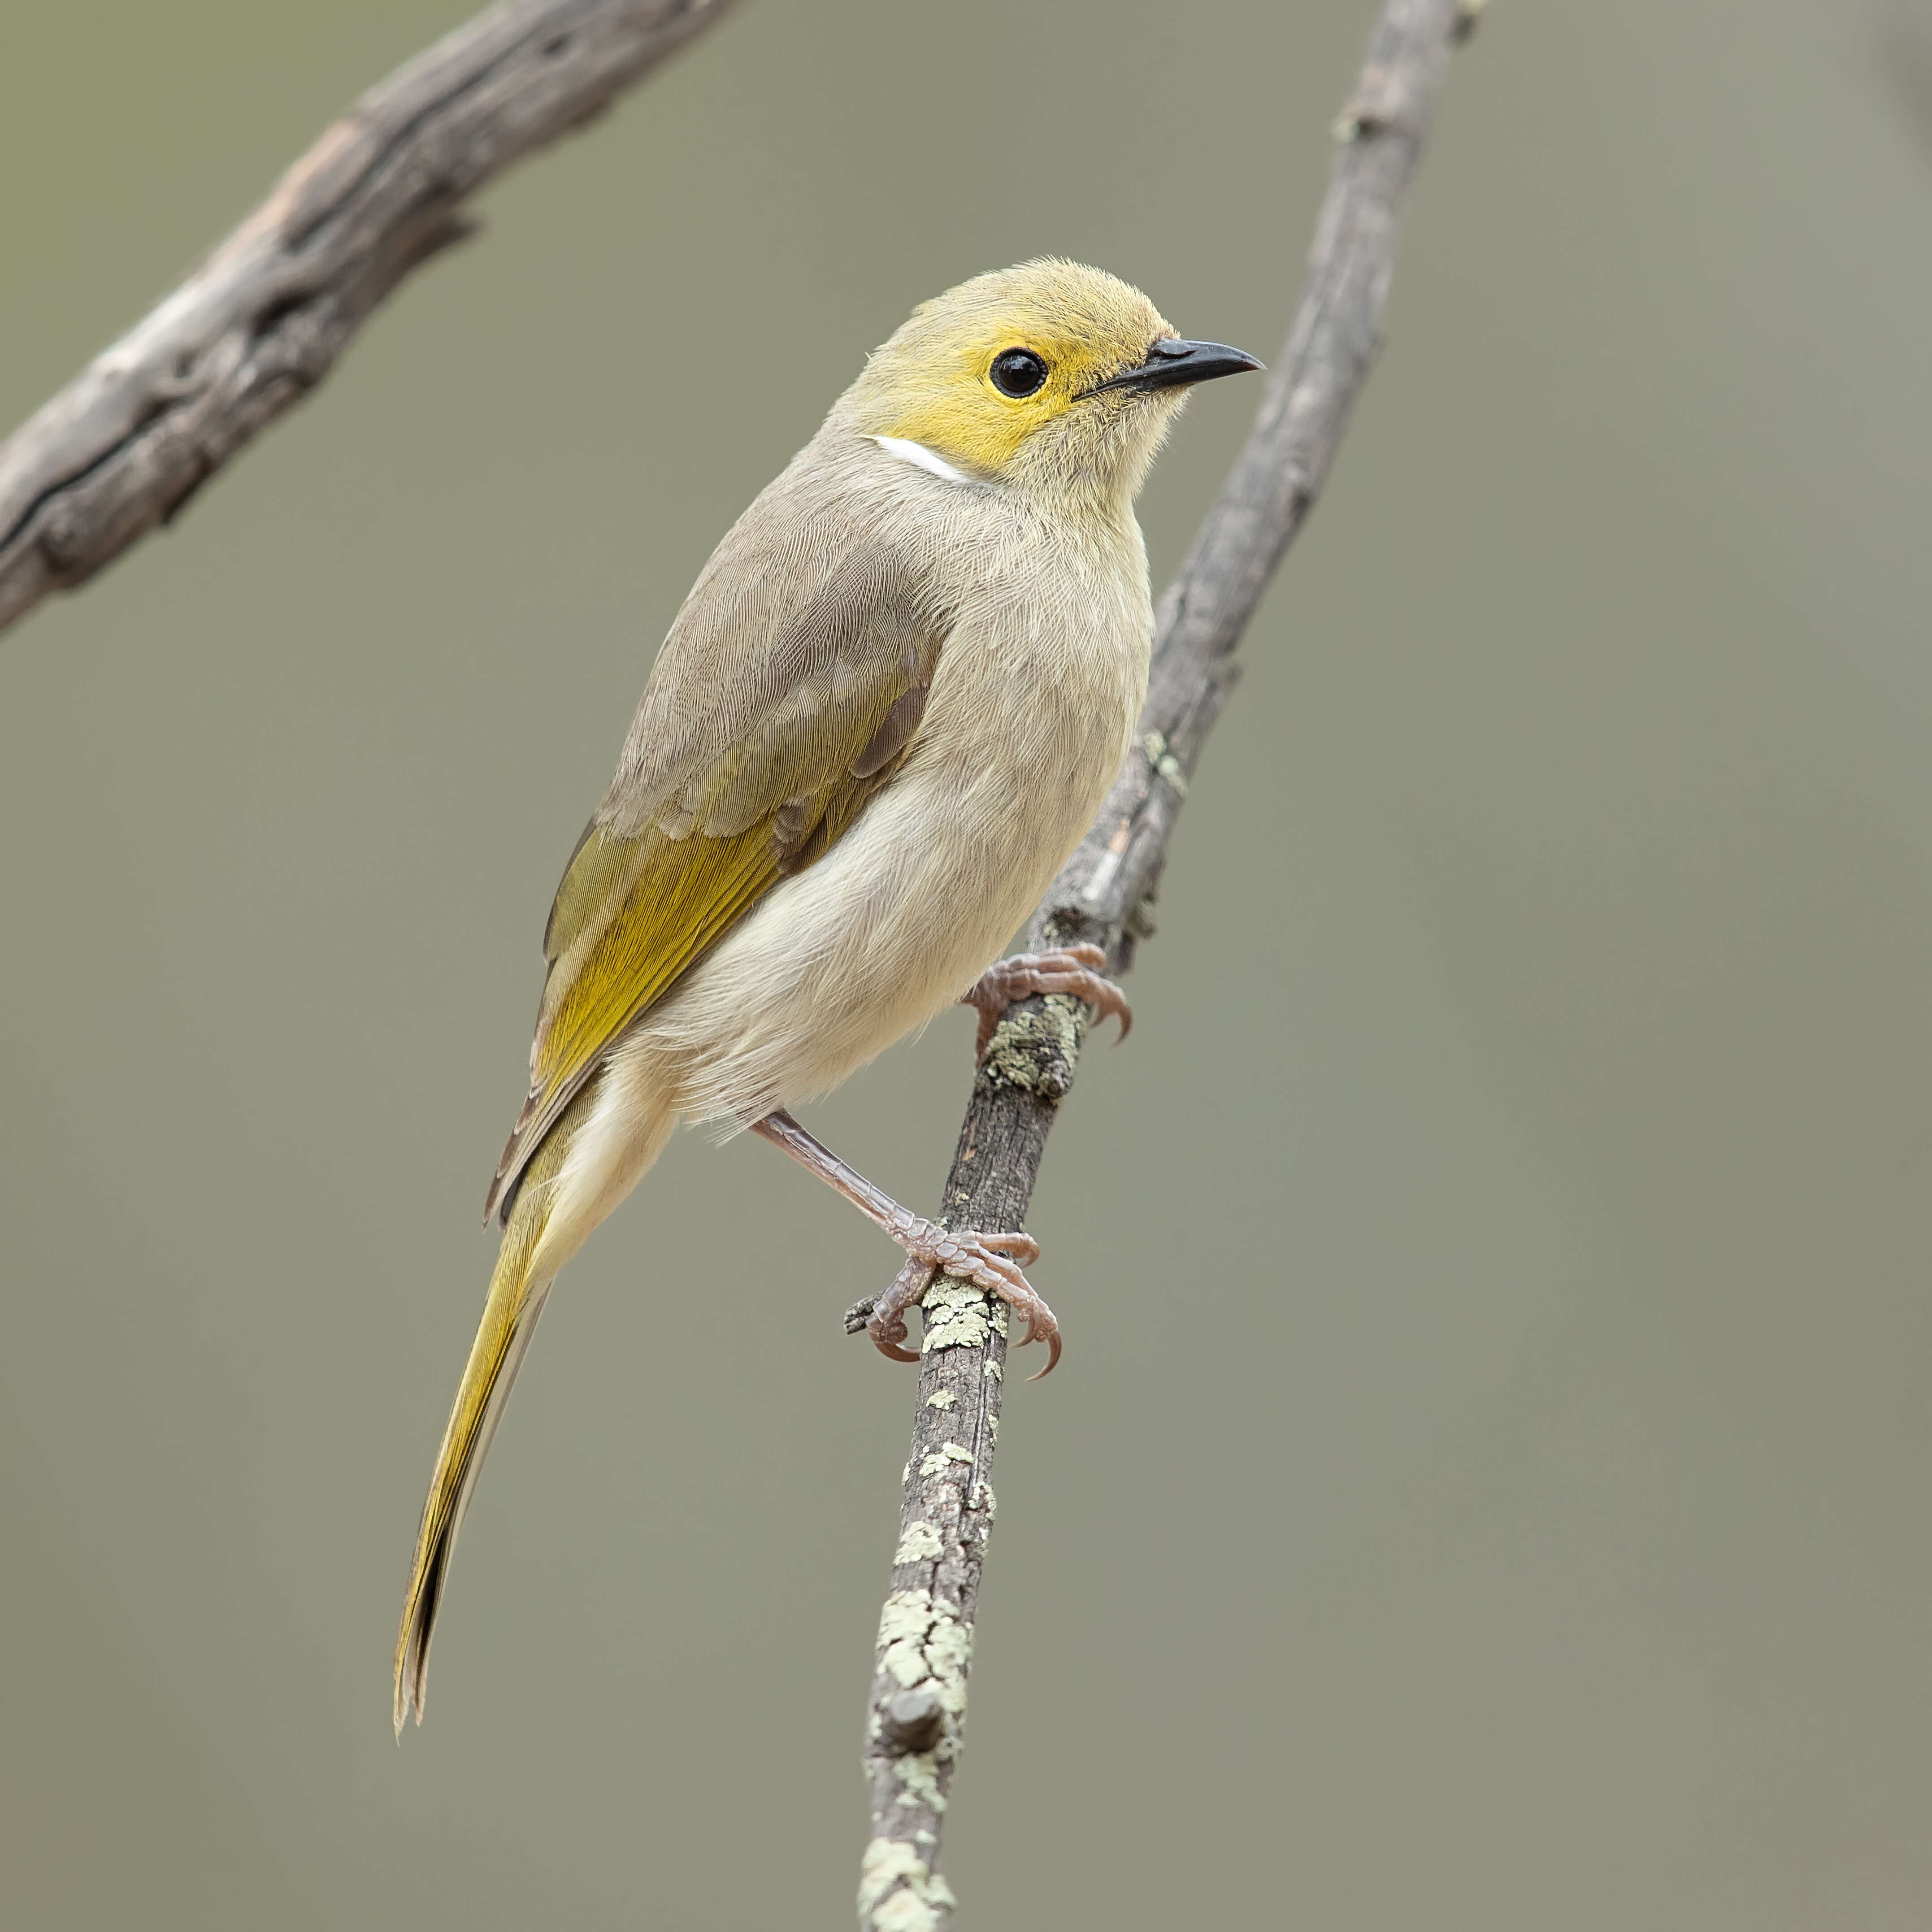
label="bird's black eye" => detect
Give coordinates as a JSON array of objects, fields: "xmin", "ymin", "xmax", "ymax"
[{"xmin": 990, "ymin": 348, "xmax": 1049, "ymax": 399}]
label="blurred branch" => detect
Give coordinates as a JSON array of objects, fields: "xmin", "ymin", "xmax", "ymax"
[
  {"xmin": 0, "ymin": 0, "xmax": 740, "ymax": 639},
  {"xmin": 1875, "ymin": 3, "xmax": 1932, "ymax": 161},
  {"xmin": 851, "ymin": 2, "xmax": 1472, "ymax": 1926}
]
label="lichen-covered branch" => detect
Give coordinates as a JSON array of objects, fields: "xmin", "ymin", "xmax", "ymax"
[
  {"xmin": 854, "ymin": 3, "xmax": 1472, "ymax": 1926},
  {"xmin": 0, "ymin": 0, "xmax": 740, "ymax": 639}
]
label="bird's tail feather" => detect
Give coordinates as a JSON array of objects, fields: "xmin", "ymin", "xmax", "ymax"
[{"xmin": 393, "ymin": 1120, "xmax": 574, "ymax": 1735}]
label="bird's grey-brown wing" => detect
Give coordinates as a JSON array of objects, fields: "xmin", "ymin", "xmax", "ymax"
[{"xmin": 485, "ymin": 471, "xmax": 946, "ymax": 1224}]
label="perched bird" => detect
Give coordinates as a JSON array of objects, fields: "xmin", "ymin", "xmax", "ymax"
[{"xmin": 393, "ymin": 259, "xmax": 1260, "ymax": 1731}]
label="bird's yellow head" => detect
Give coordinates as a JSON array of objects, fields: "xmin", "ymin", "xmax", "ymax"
[{"xmin": 842, "ymin": 259, "xmax": 1262, "ymax": 503}]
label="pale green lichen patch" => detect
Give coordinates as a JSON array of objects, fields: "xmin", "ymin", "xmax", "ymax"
[
  {"xmin": 1142, "ymin": 728, "xmax": 1190, "ymax": 798},
  {"xmin": 921, "ymin": 1279, "xmax": 995, "ymax": 1353},
  {"xmin": 859, "ymin": 1838, "xmax": 956, "ymax": 1932},
  {"xmin": 895, "ymin": 1752, "xmax": 946, "ymax": 1812},
  {"xmin": 878, "ymin": 1589, "xmax": 935, "ymax": 1650},
  {"xmin": 874, "ymin": 1588, "xmax": 974, "ymax": 1716},
  {"xmin": 894, "ymin": 1520, "xmax": 944, "ymax": 1566},
  {"xmin": 858, "ymin": 1837, "xmax": 926, "ymax": 1910},
  {"xmin": 875, "ymin": 1890, "xmax": 937, "ymax": 1932},
  {"xmin": 918, "ymin": 1442, "xmax": 975, "ymax": 1478},
  {"xmin": 923, "ymin": 1611, "xmax": 973, "ymax": 1714},
  {"xmin": 879, "ymin": 1589, "xmax": 937, "ymax": 1685},
  {"xmin": 983, "ymin": 1000, "xmax": 1083, "ymax": 1095},
  {"xmin": 925, "ymin": 1389, "xmax": 957, "ymax": 1410},
  {"xmin": 970, "ymin": 1481, "xmax": 996, "ymax": 1516},
  {"xmin": 883, "ymin": 1636, "xmax": 928, "ymax": 1689},
  {"xmin": 984, "ymin": 1359, "xmax": 1002, "ymax": 1381}
]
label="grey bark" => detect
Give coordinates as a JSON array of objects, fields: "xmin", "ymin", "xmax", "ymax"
[
  {"xmin": 854, "ymin": 4, "xmax": 1473, "ymax": 1927},
  {"xmin": 0, "ymin": 0, "xmax": 740, "ymax": 638}
]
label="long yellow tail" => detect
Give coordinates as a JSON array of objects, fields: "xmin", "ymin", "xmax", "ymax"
[{"xmin": 392, "ymin": 1124, "xmax": 573, "ymax": 1734}]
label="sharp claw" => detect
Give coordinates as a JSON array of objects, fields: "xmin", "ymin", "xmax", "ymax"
[
  {"xmin": 769, "ymin": 1108, "xmax": 1068, "ymax": 1375},
  {"xmin": 869, "ymin": 1221, "xmax": 1063, "ymax": 1373},
  {"xmin": 868, "ymin": 1256, "xmax": 934, "ymax": 1362},
  {"xmin": 1018, "ymin": 1308, "xmax": 1063, "ymax": 1378},
  {"xmin": 979, "ymin": 1230, "xmax": 1041, "ymax": 1267},
  {"xmin": 964, "ymin": 948, "xmax": 1131, "ymax": 1063}
]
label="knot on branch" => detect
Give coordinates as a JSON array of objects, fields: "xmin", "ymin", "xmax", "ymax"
[
  {"xmin": 880, "ymin": 1686, "xmax": 946, "ymax": 1755},
  {"xmin": 1334, "ymin": 60, "xmax": 1419, "ymax": 143},
  {"xmin": 38, "ymin": 504, "xmax": 91, "ymax": 573}
]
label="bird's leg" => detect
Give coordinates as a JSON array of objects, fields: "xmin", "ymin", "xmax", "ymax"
[
  {"xmin": 747, "ymin": 1107, "xmax": 1059, "ymax": 1374},
  {"xmin": 961, "ymin": 943, "xmax": 1132, "ymax": 1060}
]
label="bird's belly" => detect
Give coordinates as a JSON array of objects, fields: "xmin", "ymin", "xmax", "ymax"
[{"xmin": 623, "ymin": 614, "xmax": 1142, "ymax": 1124}]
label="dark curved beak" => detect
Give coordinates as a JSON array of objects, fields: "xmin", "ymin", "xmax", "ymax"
[{"xmin": 1087, "ymin": 336, "xmax": 1265, "ymax": 397}]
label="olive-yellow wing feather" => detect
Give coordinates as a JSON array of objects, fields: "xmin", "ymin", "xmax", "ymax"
[
  {"xmin": 485, "ymin": 499, "xmax": 946, "ymax": 1224},
  {"xmin": 399, "ymin": 517, "xmax": 938, "ymax": 1724}
]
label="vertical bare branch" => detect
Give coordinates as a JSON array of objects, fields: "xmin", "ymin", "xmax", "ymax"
[
  {"xmin": 0, "ymin": 0, "xmax": 742, "ymax": 640},
  {"xmin": 854, "ymin": 4, "xmax": 1473, "ymax": 1926}
]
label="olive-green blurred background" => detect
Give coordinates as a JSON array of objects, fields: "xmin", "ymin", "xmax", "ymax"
[{"xmin": 5, "ymin": 1, "xmax": 1932, "ymax": 1925}]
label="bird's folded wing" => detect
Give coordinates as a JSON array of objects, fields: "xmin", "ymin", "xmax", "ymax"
[{"xmin": 485, "ymin": 502, "xmax": 946, "ymax": 1224}]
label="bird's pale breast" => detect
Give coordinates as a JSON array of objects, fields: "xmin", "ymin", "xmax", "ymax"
[{"xmin": 614, "ymin": 458, "xmax": 1153, "ymax": 1127}]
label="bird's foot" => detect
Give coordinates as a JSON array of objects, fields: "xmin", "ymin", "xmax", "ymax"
[
  {"xmin": 867, "ymin": 1216, "xmax": 1059, "ymax": 1376},
  {"xmin": 962, "ymin": 945, "xmax": 1132, "ymax": 1060},
  {"xmin": 745, "ymin": 1107, "xmax": 1063, "ymax": 1374}
]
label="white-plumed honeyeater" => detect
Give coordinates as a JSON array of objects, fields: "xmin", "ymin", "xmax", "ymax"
[{"xmin": 394, "ymin": 259, "xmax": 1260, "ymax": 1730}]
